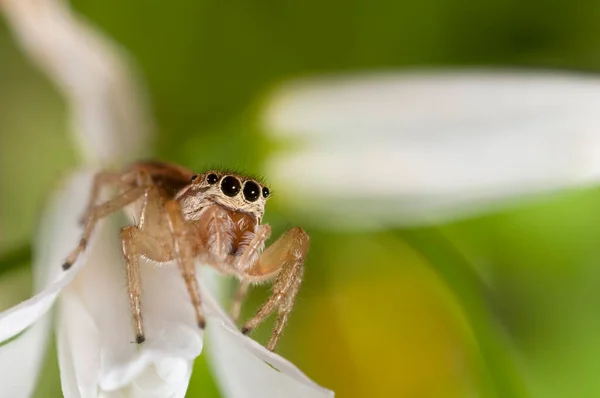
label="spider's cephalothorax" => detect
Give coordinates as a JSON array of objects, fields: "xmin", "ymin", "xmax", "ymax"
[{"xmin": 61, "ymin": 161, "xmax": 307, "ymax": 351}]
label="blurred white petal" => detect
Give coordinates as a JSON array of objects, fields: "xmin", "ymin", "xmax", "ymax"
[
  {"xmin": 1, "ymin": 0, "xmax": 153, "ymax": 166},
  {"xmin": 58, "ymin": 290, "xmax": 99, "ymax": 398},
  {"xmin": 0, "ymin": 271, "xmax": 71, "ymax": 342},
  {"xmin": 0, "ymin": 315, "xmax": 52, "ymax": 398},
  {"xmin": 0, "ymin": 170, "xmax": 94, "ymax": 342},
  {"xmin": 201, "ymin": 269, "xmax": 334, "ymax": 398},
  {"xmin": 58, "ymin": 283, "xmax": 196, "ymax": 398},
  {"xmin": 0, "ymin": 169, "xmax": 96, "ymax": 397},
  {"xmin": 263, "ymin": 70, "xmax": 600, "ymax": 226}
]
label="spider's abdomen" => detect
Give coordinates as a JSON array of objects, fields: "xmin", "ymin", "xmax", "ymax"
[{"xmin": 132, "ymin": 160, "xmax": 194, "ymax": 199}]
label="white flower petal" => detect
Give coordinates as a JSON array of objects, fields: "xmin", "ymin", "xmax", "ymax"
[
  {"xmin": 0, "ymin": 314, "xmax": 52, "ymax": 398},
  {"xmin": 200, "ymin": 269, "xmax": 334, "ymax": 398},
  {"xmin": 263, "ymin": 70, "xmax": 600, "ymax": 226},
  {"xmin": 1, "ymin": 0, "xmax": 153, "ymax": 166},
  {"xmin": 57, "ymin": 203, "xmax": 201, "ymax": 397},
  {"xmin": 0, "ymin": 170, "xmax": 95, "ymax": 397},
  {"xmin": 0, "ymin": 170, "xmax": 95, "ymax": 342},
  {"xmin": 58, "ymin": 289, "xmax": 101, "ymax": 398}
]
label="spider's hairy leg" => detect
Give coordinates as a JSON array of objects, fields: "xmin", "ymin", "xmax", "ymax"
[
  {"xmin": 120, "ymin": 221, "xmax": 171, "ymax": 344},
  {"xmin": 165, "ymin": 200, "xmax": 206, "ymax": 329},
  {"xmin": 201, "ymin": 208, "xmax": 270, "ymax": 320},
  {"xmin": 80, "ymin": 170, "xmax": 137, "ymax": 224},
  {"xmin": 231, "ymin": 281, "xmax": 250, "ymax": 322},
  {"xmin": 62, "ymin": 184, "xmax": 147, "ymax": 270},
  {"xmin": 240, "ymin": 227, "xmax": 309, "ymax": 351},
  {"xmin": 225, "ymin": 224, "xmax": 271, "ymax": 320},
  {"xmin": 63, "ymin": 168, "xmax": 152, "ymax": 271},
  {"xmin": 120, "ymin": 226, "xmax": 145, "ymax": 344}
]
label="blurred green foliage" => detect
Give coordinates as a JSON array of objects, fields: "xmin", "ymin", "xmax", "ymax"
[{"xmin": 3, "ymin": 1, "xmax": 600, "ymax": 397}]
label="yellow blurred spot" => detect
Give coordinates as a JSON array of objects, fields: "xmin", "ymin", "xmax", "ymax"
[{"xmin": 291, "ymin": 239, "xmax": 483, "ymax": 398}]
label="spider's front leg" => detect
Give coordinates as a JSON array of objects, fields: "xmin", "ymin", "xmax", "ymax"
[
  {"xmin": 79, "ymin": 170, "xmax": 138, "ymax": 225},
  {"xmin": 62, "ymin": 171, "xmax": 149, "ymax": 270},
  {"xmin": 120, "ymin": 225, "xmax": 171, "ymax": 343},
  {"xmin": 165, "ymin": 200, "xmax": 206, "ymax": 330},
  {"xmin": 240, "ymin": 227, "xmax": 309, "ymax": 351}
]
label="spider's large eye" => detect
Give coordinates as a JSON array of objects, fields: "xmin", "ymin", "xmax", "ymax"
[
  {"xmin": 243, "ymin": 181, "xmax": 261, "ymax": 202},
  {"xmin": 206, "ymin": 173, "xmax": 218, "ymax": 185},
  {"xmin": 221, "ymin": 176, "xmax": 241, "ymax": 197},
  {"xmin": 262, "ymin": 186, "xmax": 270, "ymax": 198}
]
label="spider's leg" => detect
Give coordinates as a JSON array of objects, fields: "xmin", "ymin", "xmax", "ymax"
[
  {"xmin": 121, "ymin": 183, "xmax": 173, "ymax": 344},
  {"xmin": 201, "ymin": 210, "xmax": 271, "ymax": 319},
  {"xmin": 120, "ymin": 225, "xmax": 170, "ymax": 343},
  {"xmin": 165, "ymin": 200, "xmax": 206, "ymax": 329},
  {"xmin": 225, "ymin": 224, "xmax": 270, "ymax": 319},
  {"xmin": 120, "ymin": 226, "xmax": 144, "ymax": 343},
  {"xmin": 231, "ymin": 280, "xmax": 250, "ymax": 322},
  {"xmin": 240, "ymin": 227, "xmax": 309, "ymax": 351},
  {"xmin": 62, "ymin": 184, "xmax": 147, "ymax": 270},
  {"xmin": 79, "ymin": 170, "xmax": 136, "ymax": 224}
]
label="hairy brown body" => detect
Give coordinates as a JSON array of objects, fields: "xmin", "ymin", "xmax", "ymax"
[{"xmin": 62, "ymin": 160, "xmax": 309, "ymax": 351}]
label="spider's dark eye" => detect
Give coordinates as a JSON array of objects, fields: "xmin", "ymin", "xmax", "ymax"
[
  {"xmin": 243, "ymin": 181, "xmax": 261, "ymax": 202},
  {"xmin": 190, "ymin": 175, "xmax": 198, "ymax": 182},
  {"xmin": 220, "ymin": 176, "xmax": 241, "ymax": 197},
  {"xmin": 262, "ymin": 187, "xmax": 270, "ymax": 198},
  {"xmin": 206, "ymin": 173, "xmax": 218, "ymax": 185}
]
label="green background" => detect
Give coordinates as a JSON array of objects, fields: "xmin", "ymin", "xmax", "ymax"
[{"xmin": 2, "ymin": 1, "xmax": 600, "ymax": 397}]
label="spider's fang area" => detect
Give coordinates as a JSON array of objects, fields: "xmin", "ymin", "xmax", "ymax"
[
  {"xmin": 135, "ymin": 334, "xmax": 146, "ymax": 344},
  {"xmin": 62, "ymin": 261, "xmax": 72, "ymax": 271}
]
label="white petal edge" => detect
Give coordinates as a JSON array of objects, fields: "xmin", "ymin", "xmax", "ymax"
[
  {"xmin": 263, "ymin": 70, "xmax": 600, "ymax": 226},
  {"xmin": 0, "ymin": 170, "xmax": 96, "ymax": 343},
  {"xmin": 1, "ymin": 0, "xmax": 153, "ymax": 166},
  {"xmin": 0, "ymin": 314, "xmax": 52, "ymax": 398},
  {"xmin": 55, "ymin": 178, "xmax": 202, "ymax": 397},
  {"xmin": 200, "ymin": 268, "xmax": 334, "ymax": 398},
  {"xmin": 0, "ymin": 170, "xmax": 95, "ymax": 397}
]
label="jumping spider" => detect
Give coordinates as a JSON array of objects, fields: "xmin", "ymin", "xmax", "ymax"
[{"xmin": 62, "ymin": 161, "xmax": 308, "ymax": 351}]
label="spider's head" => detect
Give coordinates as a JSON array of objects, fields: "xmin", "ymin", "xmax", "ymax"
[{"xmin": 182, "ymin": 171, "xmax": 270, "ymax": 220}]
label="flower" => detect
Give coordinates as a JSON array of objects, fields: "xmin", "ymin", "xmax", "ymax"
[
  {"xmin": 262, "ymin": 70, "xmax": 600, "ymax": 228},
  {"xmin": 0, "ymin": 1, "xmax": 334, "ymax": 397}
]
